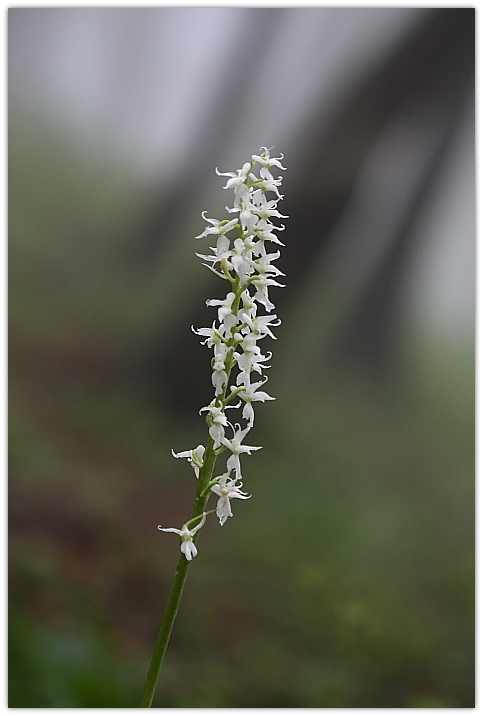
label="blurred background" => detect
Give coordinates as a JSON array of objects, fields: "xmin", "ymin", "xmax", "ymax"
[{"xmin": 8, "ymin": 7, "xmax": 474, "ymax": 708}]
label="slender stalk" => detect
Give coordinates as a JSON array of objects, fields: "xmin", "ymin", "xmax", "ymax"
[
  {"xmin": 140, "ymin": 147, "xmax": 286, "ymax": 708},
  {"xmin": 139, "ymin": 438, "xmax": 218, "ymax": 707},
  {"xmin": 139, "ymin": 551, "xmax": 191, "ymax": 707}
]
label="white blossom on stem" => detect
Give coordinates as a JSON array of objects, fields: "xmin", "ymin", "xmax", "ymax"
[
  {"xmin": 216, "ymin": 162, "xmax": 252, "ymax": 206},
  {"xmin": 211, "ymin": 474, "xmax": 251, "ymax": 525},
  {"xmin": 195, "ymin": 214, "xmax": 238, "ymax": 240},
  {"xmin": 251, "ymin": 275, "xmax": 285, "ymax": 311},
  {"xmin": 222, "ymin": 424, "xmax": 262, "ymax": 481},
  {"xmin": 235, "ymin": 378, "xmax": 275, "ymax": 427},
  {"xmin": 171, "ymin": 445, "xmax": 205, "ymax": 478},
  {"xmin": 235, "ymin": 334, "xmax": 271, "ymax": 377},
  {"xmin": 240, "ymin": 313, "xmax": 281, "ymax": 340},
  {"xmin": 158, "ymin": 512, "xmax": 206, "ymax": 561},
  {"xmin": 200, "ymin": 403, "xmax": 228, "ymax": 448},
  {"xmin": 211, "ymin": 351, "xmax": 228, "ymax": 395},
  {"xmin": 192, "ymin": 322, "xmax": 226, "ymax": 350},
  {"xmin": 251, "ymin": 192, "xmax": 288, "ymax": 221},
  {"xmin": 251, "ymin": 148, "xmax": 286, "ymax": 171},
  {"xmin": 206, "ymin": 293, "xmax": 236, "ymax": 324}
]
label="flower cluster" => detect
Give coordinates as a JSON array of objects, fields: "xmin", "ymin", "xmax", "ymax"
[{"xmin": 159, "ymin": 148, "xmax": 287, "ymax": 557}]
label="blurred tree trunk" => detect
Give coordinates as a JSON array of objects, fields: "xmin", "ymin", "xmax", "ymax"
[{"xmin": 282, "ymin": 7, "xmax": 474, "ymax": 377}]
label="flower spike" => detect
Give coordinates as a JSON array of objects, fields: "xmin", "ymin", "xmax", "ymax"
[{"xmin": 159, "ymin": 148, "xmax": 287, "ymax": 556}]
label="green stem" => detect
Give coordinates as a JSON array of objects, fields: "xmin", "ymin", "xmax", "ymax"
[
  {"xmin": 139, "ymin": 551, "xmax": 191, "ymax": 708},
  {"xmin": 139, "ymin": 438, "xmax": 218, "ymax": 707}
]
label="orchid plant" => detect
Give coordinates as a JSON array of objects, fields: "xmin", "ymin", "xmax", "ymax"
[{"xmin": 140, "ymin": 148, "xmax": 287, "ymax": 707}]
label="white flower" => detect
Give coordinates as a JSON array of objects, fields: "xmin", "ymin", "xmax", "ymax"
[
  {"xmin": 259, "ymin": 165, "xmax": 282, "ymax": 185},
  {"xmin": 192, "ymin": 322, "xmax": 225, "ymax": 349},
  {"xmin": 251, "ymin": 193, "xmax": 288, "ymax": 221},
  {"xmin": 227, "ymin": 238, "xmax": 253, "ymax": 282},
  {"xmin": 241, "ymin": 235, "xmax": 257, "ymax": 253},
  {"xmin": 251, "ymin": 275, "xmax": 285, "ymax": 311},
  {"xmin": 211, "ymin": 474, "xmax": 251, "ymax": 525},
  {"xmin": 200, "ymin": 404, "xmax": 229, "ymax": 448},
  {"xmin": 158, "ymin": 512, "xmax": 206, "ymax": 561},
  {"xmin": 236, "ymin": 289, "xmax": 257, "ymax": 321},
  {"xmin": 253, "ymin": 220, "xmax": 285, "ymax": 247},
  {"xmin": 252, "ymin": 147, "xmax": 286, "ymax": 172},
  {"xmin": 195, "ymin": 213, "xmax": 238, "ymax": 240},
  {"xmin": 206, "ymin": 292, "xmax": 236, "ymax": 324},
  {"xmin": 252, "ymin": 173, "xmax": 283, "ymax": 199},
  {"xmin": 211, "ymin": 352, "xmax": 228, "ymax": 395},
  {"xmin": 240, "ymin": 312, "xmax": 281, "ymax": 340},
  {"xmin": 235, "ymin": 334, "xmax": 271, "ymax": 377},
  {"xmin": 239, "ymin": 203, "xmax": 259, "ymax": 234},
  {"xmin": 222, "ymin": 424, "xmax": 262, "ymax": 481},
  {"xmin": 216, "ymin": 162, "xmax": 251, "ymax": 206},
  {"xmin": 235, "ymin": 378, "xmax": 275, "ymax": 427},
  {"xmin": 171, "ymin": 444, "xmax": 205, "ymax": 478},
  {"xmin": 195, "ymin": 235, "xmax": 232, "ymax": 264},
  {"xmin": 249, "ymin": 251, "xmax": 285, "ymax": 278}
]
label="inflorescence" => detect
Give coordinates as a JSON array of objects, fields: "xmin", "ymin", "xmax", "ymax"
[{"xmin": 158, "ymin": 148, "xmax": 287, "ymax": 558}]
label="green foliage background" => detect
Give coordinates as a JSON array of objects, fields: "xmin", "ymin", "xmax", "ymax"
[{"xmin": 9, "ymin": 120, "xmax": 474, "ymax": 707}]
